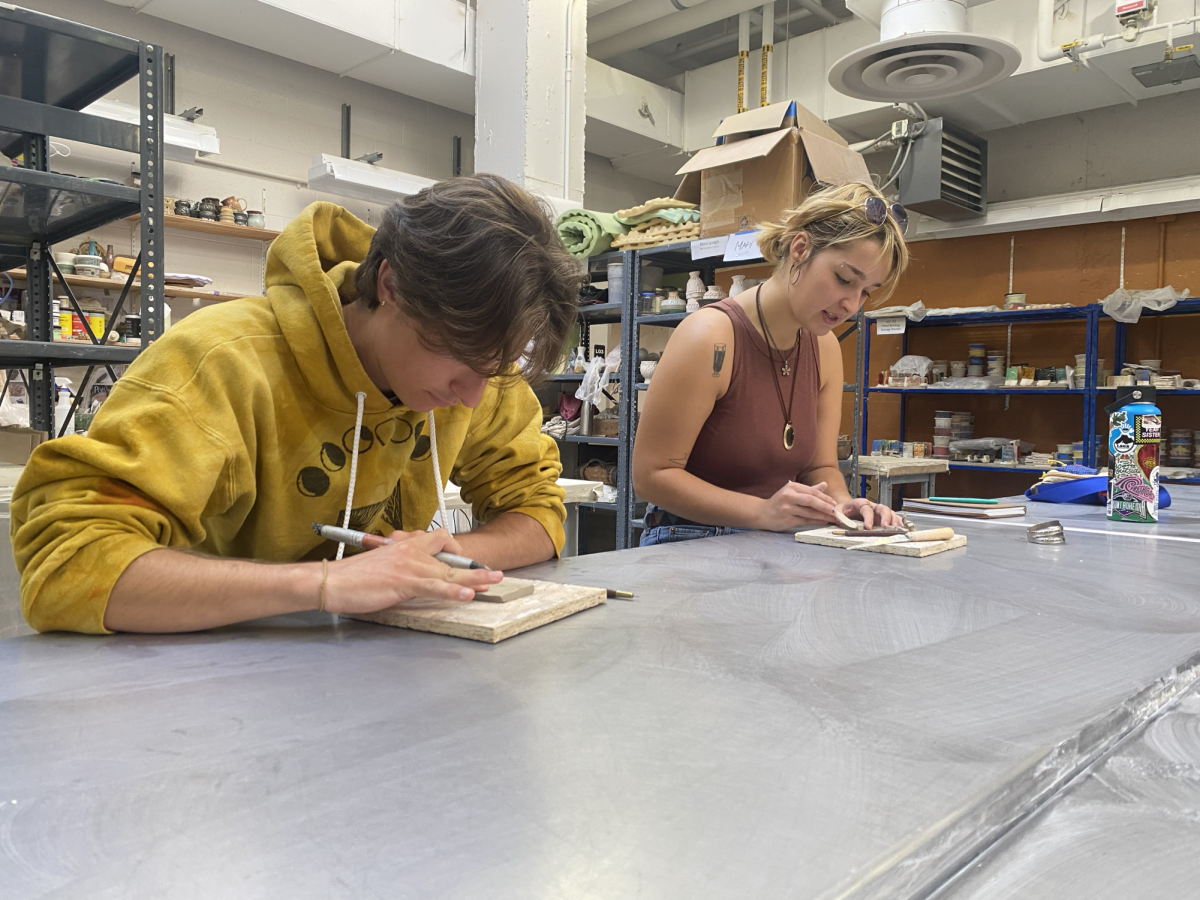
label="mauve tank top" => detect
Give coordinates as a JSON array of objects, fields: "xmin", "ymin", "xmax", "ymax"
[{"xmin": 684, "ymin": 296, "xmax": 821, "ymax": 501}]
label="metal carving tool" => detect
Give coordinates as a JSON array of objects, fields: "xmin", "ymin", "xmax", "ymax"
[
  {"xmin": 312, "ymin": 523, "xmax": 490, "ymax": 569},
  {"xmin": 850, "ymin": 527, "xmax": 957, "ymax": 548}
]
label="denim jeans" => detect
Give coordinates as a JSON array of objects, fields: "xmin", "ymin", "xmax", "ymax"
[{"xmin": 640, "ymin": 523, "xmax": 746, "ymax": 547}]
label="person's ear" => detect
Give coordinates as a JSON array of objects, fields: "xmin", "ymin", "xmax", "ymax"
[
  {"xmin": 789, "ymin": 231, "xmax": 811, "ymax": 262},
  {"xmin": 375, "ymin": 259, "xmax": 394, "ymax": 308}
]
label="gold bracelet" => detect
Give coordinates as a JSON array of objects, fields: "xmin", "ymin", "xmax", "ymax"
[{"xmin": 318, "ymin": 558, "xmax": 328, "ymax": 612}]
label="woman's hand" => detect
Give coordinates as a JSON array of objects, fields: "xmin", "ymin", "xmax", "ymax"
[
  {"xmin": 834, "ymin": 498, "xmax": 902, "ymax": 530},
  {"xmin": 322, "ymin": 529, "xmax": 503, "ymax": 615},
  {"xmin": 755, "ymin": 481, "xmax": 840, "ymax": 531}
]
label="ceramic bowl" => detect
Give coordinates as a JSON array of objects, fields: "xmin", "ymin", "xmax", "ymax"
[
  {"xmin": 75, "ymin": 254, "xmax": 102, "ymax": 267},
  {"xmin": 75, "ymin": 265, "xmax": 101, "ymax": 277},
  {"xmin": 640, "ymin": 361, "xmax": 657, "ymax": 381}
]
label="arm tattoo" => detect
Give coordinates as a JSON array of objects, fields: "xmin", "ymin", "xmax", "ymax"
[
  {"xmin": 712, "ymin": 343, "xmax": 726, "ymax": 377},
  {"xmin": 669, "ymin": 455, "xmax": 688, "ymax": 467}
]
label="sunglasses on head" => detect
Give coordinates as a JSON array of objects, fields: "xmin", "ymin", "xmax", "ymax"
[{"xmin": 863, "ymin": 196, "xmax": 908, "ymax": 236}]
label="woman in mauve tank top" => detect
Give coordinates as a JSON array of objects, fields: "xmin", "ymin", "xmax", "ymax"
[{"xmin": 633, "ymin": 182, "xmax": 910, "ymax": 547}]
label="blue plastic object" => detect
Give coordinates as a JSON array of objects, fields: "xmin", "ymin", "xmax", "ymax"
[{"xmin": 1025, "ymin": 476, "xmax": 1171, "ymax": 509}]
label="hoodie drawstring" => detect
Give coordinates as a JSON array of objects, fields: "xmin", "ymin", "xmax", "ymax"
[
  {"xmin": 336, "ymin": 391, "xmax": 368, "ymax": 561},
  {"xmin": 428, "ymin": 411, "xmax": 449, "ymax": 530},
  {"xmin": 336, "ymin": 398, "xmax": 450, "ymax": 562}
]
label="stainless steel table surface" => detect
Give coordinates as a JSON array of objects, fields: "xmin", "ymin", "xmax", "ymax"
[
  {"xmin": 2, "ymin": 496, "xmax": 1199, "ymax": 899},
  {"xmin": 942, "ymin": 682, "xmax": 1200, "ymax": 900}
]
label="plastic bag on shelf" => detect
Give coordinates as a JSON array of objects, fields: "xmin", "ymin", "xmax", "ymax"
[
  {"xmin": 0, "ymin": 372, "xmax": 30, "ymax": 428},
  {"xmin": 1100, "ymin": 285, "xmax": 1190, "ymax": 323},
  {"xmin": 949, "ymin": 438, "xmax": 1035, "ymax": 454},
  {"xmin": 935, "ymin": 375, "xmax": 1006, "ymax": 389},
  {"xmin": 575, "ymin": 347, "xmax": 621, "ymax": 406},
  {"xmin": 890, "ymin": 355, "xmax": 933, "ymax": 376},
  {"xmin": 866, "ymin": 300, "xmax": 928, "ymax": 322}
]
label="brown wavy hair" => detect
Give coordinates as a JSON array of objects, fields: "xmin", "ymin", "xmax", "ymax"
[
  {"xmin": 756, "ymin": 181, "xmax": 909, "ymax": 305},
  {"xmin": 354, "ymin": 173, "xmax": 583, "ymax": 382}
]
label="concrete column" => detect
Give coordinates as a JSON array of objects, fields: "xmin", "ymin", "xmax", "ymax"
[{"xmin": 475, "ymin": 0, "xmax": 586, "ymax": 209}]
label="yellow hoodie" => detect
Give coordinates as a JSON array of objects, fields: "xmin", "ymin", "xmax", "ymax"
[{"xmin": 10, "ymin": 202, "xmax": 566, "ymax": 633}]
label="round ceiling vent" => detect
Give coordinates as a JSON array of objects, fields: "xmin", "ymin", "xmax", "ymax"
[{"xmin": 829, "ymin": 32, "xmax": 1022, "ymax": 101}]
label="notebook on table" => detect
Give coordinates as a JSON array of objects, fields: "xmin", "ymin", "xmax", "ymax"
[{"xmin": 902, "ymin": 498, "xmax": 1027, "ymax": 518}]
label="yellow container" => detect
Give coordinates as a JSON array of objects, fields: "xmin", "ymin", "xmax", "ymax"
[{"xmin": 86, "ymin": 313, "xmax": 107, "ymax": 341}]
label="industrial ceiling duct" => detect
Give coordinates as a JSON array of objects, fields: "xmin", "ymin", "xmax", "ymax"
[
  {"xmin": 897, "ymin": 118, "xmax": 987, "ymax": 221},
  {"xmin": 829, "ymin": 0, "xmax": 1020, "ymax": 101}
]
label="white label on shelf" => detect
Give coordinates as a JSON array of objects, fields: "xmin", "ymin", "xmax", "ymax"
[
  {"xmin": 691, "ymin": 236, "xmax": 728, "ymax": 260},
  {"xmin": 876, "ymin": 316, "xmax": 907, "ymax": 335},
  {"xmin": 722, "ymin": 230, "xmax": 762, "ymax": 262}
]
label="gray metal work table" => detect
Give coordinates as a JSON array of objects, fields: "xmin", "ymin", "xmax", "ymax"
[
  {"xmin": 2, "ymin": 493, "xmax": 1199, "ymax": 899},
  {"xmin": 942, "ymin": 682, "xmax": 1200, "ymax": 900}
]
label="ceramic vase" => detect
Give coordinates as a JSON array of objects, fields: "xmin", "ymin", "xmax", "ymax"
[
  {"xmin": 686, "ymin": 271, "xmax": 705, "ymax": 303},
  {"xmin": 702, "ymin": 286, "xmax": 720, "ymax": 304},
  {"xmin": 661, "ymin": 289, "xmax": 686, "ymax": 312},
  {"xmin": 728, "ymin": 274, "xmax": 746, "ymax": 297}
]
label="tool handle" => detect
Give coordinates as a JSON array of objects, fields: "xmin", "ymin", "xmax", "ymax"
[{"xmin": 906, "ymin": 527, "xmax": 956, "ymax": 542}]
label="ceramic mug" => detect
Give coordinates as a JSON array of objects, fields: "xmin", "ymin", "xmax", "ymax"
[
  {"xmin": 222, "ymin": 196, "xmax": 247, "ymax": 211},
  {"xmin": 233, "ymin": 210, "xmax": 249, "ymax": 226},
  {"xmin": 174, "ymin": 199, "xmax": 192, "ymax": 216},
  {"xmin": 246, "ymin": 211, "xmax": 265, "ymax": 229}
]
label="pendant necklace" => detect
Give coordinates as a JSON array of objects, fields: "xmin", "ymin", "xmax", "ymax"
[{"xmin": 754, "ymin": 286, "xmax": 803, "ymax": 451}]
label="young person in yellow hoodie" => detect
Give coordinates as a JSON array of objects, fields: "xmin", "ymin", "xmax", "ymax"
[{"xmin": 10, "ymin": 174, "xmax": 582, "ymax": 634}]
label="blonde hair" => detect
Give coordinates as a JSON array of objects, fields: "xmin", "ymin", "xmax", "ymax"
[{"xmin": 756, "ymin": 182, "xmax": 909, "ymax": 305}]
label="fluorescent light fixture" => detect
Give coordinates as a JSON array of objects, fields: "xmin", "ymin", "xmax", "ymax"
[
  {"xmin": 82, "ymin": 99, "xmax": 220, "ymax": 163},
  {"xmin": 307, "ymin": 153, "xmax": 436, "ymax": 203}
]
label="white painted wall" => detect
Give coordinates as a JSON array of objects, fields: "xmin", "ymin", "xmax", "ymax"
[
  {"xmin": 979, "ymin": 91, "xmax": 1200, "ymax": 202},
  {"xmin": 583, "ymin": 152, "xmax": 677, "ymax": 212},
  {"xmin": 25, "ymin": 0, "xmax": 474, "ymax": 325},
  {"xmin": 100, "ymin": 0, "xmax": 477, "ymax": 113}
]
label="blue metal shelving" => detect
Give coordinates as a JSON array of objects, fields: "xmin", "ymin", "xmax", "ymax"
[{"xmin": 860, "ymin": 305, "xmax": 1103, "ymax": 477}]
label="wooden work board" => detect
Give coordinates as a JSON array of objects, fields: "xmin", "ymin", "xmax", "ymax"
[
  {"xmin": 794, "ymin": 527, "xmax": 967, "ymax": 557},
  {"xmin": 348, "ymin": 578, "xmax": 606, "ymax": 643}
]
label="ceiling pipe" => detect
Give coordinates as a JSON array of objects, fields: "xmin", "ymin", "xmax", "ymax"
[
  {"xmin": 587, "ymin": 0, "xmax": 636, "ymax": 17},
  {"xmin": 760, "ymin": 2, "xmax": 774, "ymax": 106},
  {"xmin": 664, "ymin": 8, "xmax": 813, "ymax": 63},
  {"xmin": 588, "ymin": 0, "xmax": 709, "ymax": 45},
  {"xmin": 563, "ymin": 0, "xmax": 586, "ymax": 201},
  {"xmin": 590, "ymin": 0, "xmax": 773, "ymax": 61},
  {"xmin": 1035, "ymin": 0, "xmax": 1066, "ymax": 61},
  {"xmin": 794, "ymin": 0, "xmax": 840, "ymax": 27},
  {"xmin": 737, "ymin": 10, "xmax": 751, "ymax": 111}
]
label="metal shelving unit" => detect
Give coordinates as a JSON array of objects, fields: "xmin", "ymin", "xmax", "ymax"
[
  {"xmin": 1110, "ymin": 297, "xmax": 1200, "ymax": 483},
  {"xmin": 859, "ymin": 304, "xmax": 1102, "ymax": 477},
  {"xmin": 547, "ymin": 249, "xmax": 636, "ymax": 553},
  {"xmin": 0, "ymin": 5, "xmax": 163, "ymax": 437}
]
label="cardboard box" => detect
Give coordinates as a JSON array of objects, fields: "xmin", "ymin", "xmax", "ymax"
[
  {"xmin": 0, "ymin": 427, "xmax": 47, "ymax": 465},
  {"xmin": 590, "ymin": 417, "xmax": 620, "ymax": 438},
  {"xmin": 675, "ymin": 100, "xmax": 871, "ymax": 239}
]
